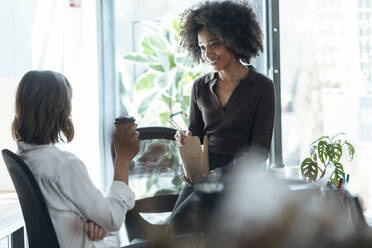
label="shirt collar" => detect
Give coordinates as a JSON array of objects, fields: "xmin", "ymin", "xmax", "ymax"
[
  {"xmin": 204, "ymin": 65, "xmax": 256, "ymax": 90},
  {"xmin": 17, "ymin": 141, "xmax": 55, "ymax": 152},
  {"xmin": 201, "ymin": 71, "xmax": 217, "ymax": 87}
]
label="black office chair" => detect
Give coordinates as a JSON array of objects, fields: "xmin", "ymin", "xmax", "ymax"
[
  {"xmin": 2, "ymin": 149, "xmax": 61, "ymax": 248},
  {"xmin": 119, "ymin": 127, "xmax": 181, "ymax": 242}
]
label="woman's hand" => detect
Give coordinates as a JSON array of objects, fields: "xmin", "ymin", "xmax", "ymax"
[
  {"xmin": 113, "ymin": 122, "xmax": 140, "ymax": 184},
  {"xmin": 83, "ymin": 221, "xmax": 106, "ymax": 241},
  {"xmin": 174, "ymin": 131, "xmax": 192, "ymax": 146},
  {"xmin": 181, "ymin": 171, "xmax": 215, "ymax": 185},
  {"xmin": 113, "ymin": 122, "xmax": 140, "ymax": 165},
  {"xmin": 181, "ymin": 175, "xmax": 194, "ymax": 185}
]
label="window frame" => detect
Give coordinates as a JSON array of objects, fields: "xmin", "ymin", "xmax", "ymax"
[
  {"xmin": 266, "ymin": 0, "xmax": 283, "ymax": 167},
  {"xmin": 96, "ymin": 0, "xmax": 118, "ymax": 191}
]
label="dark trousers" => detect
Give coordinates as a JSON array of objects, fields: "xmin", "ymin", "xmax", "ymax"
[{"xmin": 168, "ymin": 152, "xmax": 234, "ymax": 235}]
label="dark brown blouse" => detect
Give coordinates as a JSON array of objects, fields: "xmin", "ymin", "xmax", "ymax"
[{"xmin": 188, "ymin": 65, "xmax": 275, "ymax": 158}]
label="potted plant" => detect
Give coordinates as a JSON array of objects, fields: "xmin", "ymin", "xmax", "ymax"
[{"xmin": 300, "ymin": 133, "xmax": 355, "ymax": 186}]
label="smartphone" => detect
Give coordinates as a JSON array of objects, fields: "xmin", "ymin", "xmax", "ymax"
[{"xmin": 114, "ymin": 116, "xmax": 135, "ymax": 125}]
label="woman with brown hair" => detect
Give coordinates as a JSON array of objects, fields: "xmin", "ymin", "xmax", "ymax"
[{"xmin": 12, "ymin": 70, "xmax": 142, "ymax": 247}]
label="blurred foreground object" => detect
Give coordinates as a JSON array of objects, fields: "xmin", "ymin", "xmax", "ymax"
[{"xmin": 204, "ymin": 150, "xmax": 371, "ymax": 248}]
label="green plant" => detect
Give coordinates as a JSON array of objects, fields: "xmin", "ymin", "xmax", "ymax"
[
  {"xmin": 300, "ymin": 133, "xmax": 355, "ymax": 185},
  {"xmin": 122, "ymin": 15, "xmax": 208, "ymax": 127}
]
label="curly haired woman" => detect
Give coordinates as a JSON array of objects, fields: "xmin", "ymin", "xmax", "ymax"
[{"xmin": 170, "ymin": 0, "xmax": 275, "ymax": 235}]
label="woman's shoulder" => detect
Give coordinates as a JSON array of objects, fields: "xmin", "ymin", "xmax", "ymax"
[
  {"xmin": 193, "ymin": 71, "xmax": 216, "ymax": 86},
  {"xmin": 31, "ymin": 145, "xmax": 86, "ymax": 175},
  {"xmin": 246, "ymin": 66, "xmax": 274, "ymax": 91},
  {"xmin": 60, "ymin": 150, "xmax": 87, "ymax": 172},
  {"xmin": 248, "ymin": 66, "xmax": 272, "ymax": 83},
  {"xmin": 17, "ymin": 144, "xmax": 81, "ymax": 182}
]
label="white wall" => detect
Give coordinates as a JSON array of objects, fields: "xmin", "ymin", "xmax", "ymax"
[{"xmin": 0, "ymin": 0, "xmax": 101, "ymax": 190}]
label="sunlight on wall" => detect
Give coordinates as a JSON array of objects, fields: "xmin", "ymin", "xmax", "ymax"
[
  {"xmin": 0, "ymin": 0, "xmax": 101, "ymax": 190},
  {"xmin": 0, "ymin": 78, "xmax": 18, "ymax": 189}
]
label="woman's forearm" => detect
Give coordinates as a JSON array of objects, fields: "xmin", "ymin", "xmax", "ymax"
[{"xmin": 113, "ymin": 158, "xmax": 130, "ymax": 184}]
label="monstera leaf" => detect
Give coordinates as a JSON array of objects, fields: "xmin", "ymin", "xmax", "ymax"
[
  {"xmin": 344, "ymin": 141, "xmax": 355, "ymax": 160},
  {"xmin": 300, "ymin": 158, "xmax": 319, "ymax": 182},
  {"xmin": 310, "ymin": 144, "xmax": 317, "ymax": 161},
  {"xmin": 330, "ymin": 162, "xmax": 344, "ymax": 185},
  {"xmin": 317, "ymin": 140, "xmax": 328, "ymax": 164},
  {"xmin": 327, "ymin": 143, "xmax": 342, "ymax": 164}
]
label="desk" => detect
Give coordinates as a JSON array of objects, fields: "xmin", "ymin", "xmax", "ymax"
[
  {"xmin": 363, "ymin": 210, "xmax": 372, "ymax": 227},
  {"xmin": 0, "ymin": 191, "xmax": 25, "ymax": 248}
]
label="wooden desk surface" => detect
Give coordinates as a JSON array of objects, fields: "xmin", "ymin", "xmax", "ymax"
[
  {"xmin": 0, "ymin": 190, "xmax": 24, "ymax": 240},
  {"xmin": 0, "ymin": 190, "xmax": 16, "ymax": 195}
]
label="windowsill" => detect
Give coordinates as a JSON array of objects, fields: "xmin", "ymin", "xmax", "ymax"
[{"xmin": 0, "ymin": 190, "xmax": 17, "ymax": 198}]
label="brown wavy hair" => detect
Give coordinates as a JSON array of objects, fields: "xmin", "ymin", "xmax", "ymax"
[
  {"xmin": 180, "ymin": 0, "xmax": 263, "ymax": 64},
  {"xmin": 12, "ymin": 70, "xmax": 74, "ymax": 145}
]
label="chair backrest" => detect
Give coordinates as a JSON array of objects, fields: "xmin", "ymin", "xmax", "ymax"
[
  {"xmin": 123, "ymin": 127, "xmax": 180, "ymax": 242},
  {"xmin": 2, "ymin": 149, "xmax": 60, "ymax": 248},
  {"xmin": 137, "ymin": 127, "xmax": 177, "ymax": 140}
]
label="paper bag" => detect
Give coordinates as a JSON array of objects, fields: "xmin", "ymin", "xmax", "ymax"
[{"xmin": 178, "ymin": 136, "xmax": 209, "ymax": 181}]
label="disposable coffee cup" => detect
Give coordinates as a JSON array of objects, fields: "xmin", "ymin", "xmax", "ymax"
[
  {"xmin": 112, "ymin": 116, "xmax": 136, "ymax": 163},
  {"xmin": 114, "ymin": 116, "xmax": 135, "ymax": 125}
]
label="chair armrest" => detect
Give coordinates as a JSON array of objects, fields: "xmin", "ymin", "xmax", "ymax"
[{"xmin": 133, "ymin": 194, "xmax": 179, "ymax": 213}]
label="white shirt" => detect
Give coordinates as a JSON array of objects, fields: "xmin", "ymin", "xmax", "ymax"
[{"xmin": 17, "ymin": 142, "xmax": 135, "ymax": 248}]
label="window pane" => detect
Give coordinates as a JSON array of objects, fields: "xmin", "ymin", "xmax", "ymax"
[
  {"xmin": 114, "ymin": 0, "xmax": 203, "ymax": 199},
  {"xmin": 280, "ymin": 0, "xmax": 372, "ymax": 209}
]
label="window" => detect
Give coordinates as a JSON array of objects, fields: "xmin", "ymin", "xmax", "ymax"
[{"xmin": 280, "ymin": 0, "xmax": 372, "ymax": 209}]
